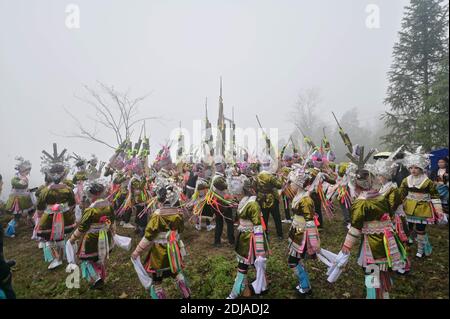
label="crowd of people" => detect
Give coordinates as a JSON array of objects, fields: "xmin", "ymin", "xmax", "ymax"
[{"xmin": 0, "ymin": 128, "xmax": 448, "ymax": 300}]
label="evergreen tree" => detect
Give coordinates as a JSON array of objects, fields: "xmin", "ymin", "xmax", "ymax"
[{"xmin": 382, "ymin": 0, "xmax": 449, "ymax": 151}]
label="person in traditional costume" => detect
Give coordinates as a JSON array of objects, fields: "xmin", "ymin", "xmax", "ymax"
[
  {"xmin": 209, "ymin": 156, "xmax": 235, "ymax": 247},
  {"xmin": 68, "ymin": 179, "xmax": 115, "ymax": 289},
  {"xmin": 280, "ymin": 154, "xmax": 294, "ymax": 224},
  {"xmin": 190, "ymin": 163, "xmax": 215, "ymax": 231},
  {"xmin": 228, "ymin": 177, "xmax": 270, "ymax": 299},
  {"xmin": 430, "ymin": 157, "xmax": 449, "ymax": 215},
  {"xmin": 32, "ymin": 173, "xmax": 54, "ymax": 249},
  {"xmin": 0, "ymin": 223, "xmax": 16, "ymax": 299},
  {"xmin": 398, "ymin": 147, "xmax": 447, "ymax": 258},
  {"xmin": 71, "ymin": 154, "xmax": 88, "ymax": 198},
  {"xmin": 225, "ymin": 163, "xmax": 248, "ymax": 226},
  {"xmin": 256, "ymin": 156, "xmax": 283, "ymax": 240},
  {"xmin": 109, "ymin": 170, "xmax": 129, "ymax": 219},
  {"xmin": 330, "ymin": 146, "xmax": 408, "ymax": 299},
  {"xmin": 326, "ymin": 161, "xmax": 354, "ymax": 229},
  {"xmin": 4, "ymin": 157, "xmax": 35, "ymax": 238},
  {"xmin": 86, "ymin": 155, "xmax": 105, "ymax": 181},
  {"xmin": 71, "ymin": 154, "xmax": 89, "ymax": 222},
  {"xmin": 0, "ymin": 179, "xmax": 16, "ymax": 299},
  {"xmin": 373, "ymin": 147, "xmax": 411, "ymax": 274},
  {"xmin": 131, "ymin": 182, "xmax": 190, "ymax": 299},
  {"xmin": 36, "ymin": 144, "xmax": 76, "ymax": 270},
  {"xmin": 118, "ymin": 157, "xmax": 149, "ymax": 234},
  {"xmin": 306, "ymin": 149, "xmax": 336, "ymax": 229},
  {"xmin": 287, "ymin": 166, "xmax": 320, "ymax": 296},
  {"xmin": 184, "ymin": 163, "xmax": 199, "ymax": 200},
  {"xmin": 392, "ymin": 152, "xmax": 410, "ymax": 188}
]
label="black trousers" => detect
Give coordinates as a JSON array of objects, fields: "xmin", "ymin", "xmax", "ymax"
[
  {"xmin": 408, "ymin": 223, "xmax": 426, "ymax": 233},
  {"xmin": 0, "ymin": 274, "xmax": 16, "ymax": 299},
  {"xmin": 261, "ymin": 200, "xmax": 283, "ymax": 238},
  {"xmin": 339, "ymin": 202, "xmax": 351, "ymax": 225},
  {"xmin": 282, "ymin": 195, "xmax": 292, "ymax": 220},
  {"xmin": 202, "ymin": 204, "xmax": 214, "ymax": 226},
  {"xmin": 311, "ymin": 193, "xmax": 323, "ymax": 228},
  {"xmin": 214, "ymin": 207, "xmax": 235, "ymax": 245},
  {"xmin": 122, "ymin": 205, "xmax": 148, "ymax": 237}
]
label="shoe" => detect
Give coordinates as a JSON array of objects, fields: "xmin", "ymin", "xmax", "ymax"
[
  {"xmin": 195, "ymin": 224, "xmax": 201, "ymax": 231},
  {"xmin": 296, "ymin": 285, "xmax": 312, "ymax": 296},
  {"xmin": 206, "ymin": 224, "xmax": 216, "ymax": 232},
  {"xmin": 119, "ymin": 221, "xmax": 125, "ymax": 226},
  {"xmin": 282, "ymin": 219, "xmax": 288, "ymax": 224},
  {"xmin": 92, "ymin": 278, "xmax": 104, "ymax": 290},
  {"xmin": 278, "ymin": 236, "xmax": 283, "ymax": 241},
  {"xmin": 38, "ymin": 242, "xmax": 45, "ymax": 249},
  {"xmin": 6, "ymin": 260, "xmax": 16, "ymax": 268},
  {"xmin": 48, "ymin": 259, "xmax": 63, "ymax": 270},
  {"xmin": 286, "ymin": 219, "xmax": 293, "ymax": 224},
  {"xmin": 416, "ymin": 252, "xmax": 424, "ymax": 258},
  {"xmin": 122, "ymin": 223, "xmax": 136, "ymax": 229}
]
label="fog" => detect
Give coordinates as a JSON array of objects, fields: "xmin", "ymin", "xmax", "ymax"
[{"xmin": 0, "ymin": 0, "xmax": 409, "ymax": 198}]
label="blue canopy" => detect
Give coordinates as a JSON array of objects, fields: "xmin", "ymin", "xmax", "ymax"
[{"xmin": 430, "ymin": 148, "xmax": 449, "ymax": 171}]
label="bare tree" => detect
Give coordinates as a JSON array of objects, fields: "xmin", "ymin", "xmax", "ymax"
[
  {"xmin": 289, "ymin": 88, "xmax": 325, "ymax": 147},
  {"xmin": 62, "ymin": 82, "xmax": 158, "ymax": 149}
]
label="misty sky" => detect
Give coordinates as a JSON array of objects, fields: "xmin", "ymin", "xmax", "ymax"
[{"xmin": 0, "ymin": 0, "xmax": 409, "ymax": 197}]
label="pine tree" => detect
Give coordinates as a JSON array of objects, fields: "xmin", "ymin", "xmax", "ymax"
[{"xmin": 382, "ymin": 0, "xmax": 449, "ymax": 151}]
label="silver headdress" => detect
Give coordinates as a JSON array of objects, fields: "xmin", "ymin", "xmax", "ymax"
[
  {"xmin": 345, "ymin": 145, "xmax": 376, "ymax": 190},
  {"xmin": 83, "ymin": 178, "xmax": 108, "ymax": 198},
  {"xmin": 86, "ymin": 154, "xmax": 104, "ymax": 180},
  {"xmin": 288, "ymin": 164, "xmax": 312, "ymax": 189},
  {"xmin": 71, "ymin": 153, "xmax": 87, "ymax": 170},
  {"xmin": 154, "ymin": 178, "xmax": 180, "ymax": 207},
  {"xmin": 41, "ymin": 143, "xmax": 70, "ymax": 182},
  {"xmin": 373, "ymin": 146, "xmax": 403, "ymax": 179},
  {"xmin": 14, "ymin": 156, "xmax": 32, "ymax": 174},
  {"xmin": 403, "ymin": 146, "xmax": 431, "ymax": 170}
]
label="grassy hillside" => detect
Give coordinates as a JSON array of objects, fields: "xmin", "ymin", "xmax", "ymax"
[{"xmin": 1, "ymin": 210, "xmax": 448, "ymax": 299}]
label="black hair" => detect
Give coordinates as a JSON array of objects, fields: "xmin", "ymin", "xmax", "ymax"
[
  {"xmin": 75, "ymin": 160, "xmax": 85, "ymax": 168},
  {"xmin": 88, "ymin": 183, "xmax": 105, "ymax": 196},
  {"xmin": 393, "ymin": 152, "xmax": 405, "ymax": 160},
  {"xmin": 157, "ymin": 187, "xmax": 167, "ymax": 203},
  {"xmin": 44, "ymin": 173, "xmax": 52, "ymax": 184}
]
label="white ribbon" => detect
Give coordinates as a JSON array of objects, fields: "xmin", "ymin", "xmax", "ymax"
[
  {"xmin": 113, "ymin": 234, "xmax": 132, "ymax": 251},
  {"xmin": 131, "ymin": 257, "xmax": 152, "ymax": 289},
  {"xmin": 251, "ymin": 256, "xmax": 267, "ymax": 294},
  {"xmin": 327, "ymin": 251, "xmax": 349, "ymax": 283},
  {"xmin": 65, "ymin": 240, "xmax": 77, "ymax": 265},
  {"xmin": 317, "ymin": 248, "xmax": 337, "ymax": 268}
]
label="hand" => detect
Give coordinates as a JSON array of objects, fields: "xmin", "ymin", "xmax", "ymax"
[
  {"xmin": 131, "ymin": 251, "xmax": 140, "ymax": 260},
  {"xmin": 341, "ymin": 246, "xmax": 350, "ymax": 254}
]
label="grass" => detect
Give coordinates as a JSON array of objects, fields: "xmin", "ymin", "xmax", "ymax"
[{"xmin": 1, "ymin": 206, "xmax": 449, "ymax": 299}]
